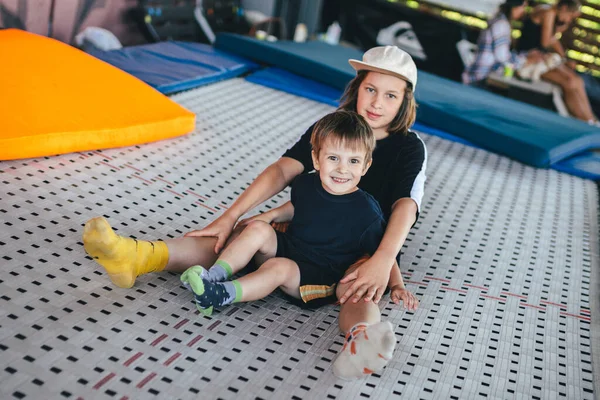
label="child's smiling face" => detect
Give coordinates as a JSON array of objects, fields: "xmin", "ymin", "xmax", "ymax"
[
  {"xmin": 356, "ymin": 71, "xmax": 406, "ymax": 139},
  {"xmin": 311, "ymin": 137, "xmax": 371, "ymax": 195}
]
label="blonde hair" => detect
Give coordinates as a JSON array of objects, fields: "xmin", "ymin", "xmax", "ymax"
[
  {"xmin": 310, "ymin": 110, "xmax": 375, "ymax": 164},
  {"xmin": 338, "ymin": 70, "xmax": 417, "ymax": 135}
]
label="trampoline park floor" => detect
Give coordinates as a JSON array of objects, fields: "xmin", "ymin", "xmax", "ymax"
[{"xmin": 0, "ymin": 79, "xmax": 598, "ymax": 399}]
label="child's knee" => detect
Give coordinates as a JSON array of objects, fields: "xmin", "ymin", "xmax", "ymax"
[
  {"xmin": 259, "ymin": 258, "xmax": 300, "ymax": 283},
  {"xmin": 245, "ymin": 220, "xmax": 274, "ymax": 238}
]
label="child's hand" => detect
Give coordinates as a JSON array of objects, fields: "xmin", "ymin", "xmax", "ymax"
[
  {"xmin": 390, "ymin": 285, "xmax": 419, "ymax": 311},
  {"xmin": 185, "ymin": 213, "xmax": 237, "ymax": 254}
]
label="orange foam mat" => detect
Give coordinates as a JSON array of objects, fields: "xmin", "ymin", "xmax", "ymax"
[{"xmin": 0, "ymin": 29, "xmax": 195, "ymax": 160}]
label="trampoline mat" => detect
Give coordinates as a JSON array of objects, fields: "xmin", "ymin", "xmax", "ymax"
[{"xmin": 0, "ymin": 79, "xmax": 597, "ymax": 399}]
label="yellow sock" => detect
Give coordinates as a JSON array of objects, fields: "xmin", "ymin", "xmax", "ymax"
[{"xmin": 82, "ymin": 217, "xmax": 169, "ymax": 288}]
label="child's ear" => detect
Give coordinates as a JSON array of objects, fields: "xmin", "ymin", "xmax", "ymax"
[
  {"xmin": 362, "ymin": 159, "xmax": 372, "ymax": 176},
  {"xmin": 311, "ymin": 150, "xmax": 320, "ymax": 170}
]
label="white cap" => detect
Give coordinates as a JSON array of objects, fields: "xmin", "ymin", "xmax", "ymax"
[{"xmin": 349, "ymin": 46, "xmax": 418, "ymax": 88}]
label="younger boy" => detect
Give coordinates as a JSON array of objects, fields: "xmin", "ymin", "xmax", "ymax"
[{"xmin": 180, "ymin": 110, "xmax": 418, "ymax": 379}]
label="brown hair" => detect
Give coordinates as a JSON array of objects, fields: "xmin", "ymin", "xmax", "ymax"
[
  {"xmin": 338, "ymin": 70, "xmax": 417, "ymax": 135},
  {"xmin": 310, "ymin": 110, "xmax": 375, "ymax": 164}
]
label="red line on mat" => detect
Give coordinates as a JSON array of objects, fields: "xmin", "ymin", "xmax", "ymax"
[
  {"xmin": 540, "ymin": 300, "xmax": 566, "ymax": 309},
  {"xmin": 164, "ymin": 352, "xmax": 182, "ymax": 366},
  {"xmin": 561, "ymin": 312, "xmax": 591, "ymax": 321},
  {"xmin": 580, "ymin": 309, "xmax": 591, "ymax": 314},
  {"xmin": 501, "ymin": 291, "xmax": 527, "ymax": 299},
  {"xmin": 425, "ymin": 276, "xmax": 451, "ymax": 283},
  {"xmin": 136, "ymin": 372, "xmax": 157, "ymax": 388},
  {"xmin": 219, "ymin": 202, "xmax": 230, "ymax": 209},
  {"xmin": 151, "ymin": 334, "xmax": 168, "ymax": 347},
  {"xmin": 99, "ymin": 161, "xmax": 120, "ymax": 170},
  {"xmin": 481, "ymin": 294, "xmax": 506, "ymax": 302},
  {"xmin": 441, "ymin": 287, "xmax": 468, "ymax": 294},
  {"xmin": 174, "ymin": 319, "xmax": 189, "ymax": 330},
  {"xmin": 208, "ymin": 321, "xmax": 221, "ymax": 331},
  {"xmin": 131, "ymin": 174, "xmax": 153, "ymax": 185},
  {"xmin": 464, "ymin": 284, "xmax": 488, "ymax": 291},
  {"xmin": 93, "ymin": 372, "xmax": 116, "ymax": 390},
  {"xmin": 521, "ymin": 303, "xmax": 546, "ymax": 311},
  {"xmin": 187, "ymin": 335, "xmax": 203, "ymax": 347},
  {"xmin": 196, "ymin": 201, "xmax": 218, "ymax": 213},
  {"xmin": 120, "ymin": 397, "xmax": 129, "ymax": 400},
  {"xmin": 155, "ymin": 176, "xmax": 175, "ymax": 186},
  {"xmin": 186, "ymin": 189, "xmax": 207, "ymax": 200},
  {"xmin": 165, "ymin": 188, "xmax": 184, "ymax": 198},
  {"xmin": 123, "ymin": 352, "xmax": 143, "ymax": 367},
  {"xmin": 124, "ymin": 163, "xmax": 143, "ymax": 173}
]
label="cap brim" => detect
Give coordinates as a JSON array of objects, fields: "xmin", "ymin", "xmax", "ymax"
[{"xmin": 348, "ymin": 59, "xmax": 414, "ymax": 87}]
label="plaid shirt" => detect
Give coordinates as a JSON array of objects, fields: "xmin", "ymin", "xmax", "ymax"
[{"xmin": 462, "ymin": 13, "xmax": 523, "ymax": 84}]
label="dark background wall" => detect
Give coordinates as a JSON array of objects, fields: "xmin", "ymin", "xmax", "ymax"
[{"xmin": 0, "ymin": 0, "xmax": 145, "ymax": 45}]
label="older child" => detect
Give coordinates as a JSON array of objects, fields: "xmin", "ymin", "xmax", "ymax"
[{"xmin": 83, "ymin": 45, "xmax": 425, "ymax": 378}]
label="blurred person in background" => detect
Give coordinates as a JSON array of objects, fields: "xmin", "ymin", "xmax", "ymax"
[
  {"xmin": 517, "ymin": 0, "xmax": 599, "ymax": 124},
  {"xmin": 462, "ymin": 0, "xmax": 541, "ymax": 86}
]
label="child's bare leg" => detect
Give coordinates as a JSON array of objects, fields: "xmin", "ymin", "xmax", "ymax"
[
  {"xmin": 163, "ymin": 236, "xmax": 219, "ymax": 272},
  {"xmin": 218, "ymin": 220, "xmax": 278, "ymax": 273},
  {"xmin": 338, "ymin": 297, "xmax": 381, "ymax": 332},
  {"xmin": 236, "ymin": 258, "xmax": 301, "ymax": 301},
  {"xmin": 332, "ymin": 270, "xmax": 396, "ymax": 380},
  {"xmin": 192, "ymin": 220, "xmax": 278, "ymax": 283},
  {"xmin": 181, "ymin": 258, "xmax": 300, "ymax": 315}
]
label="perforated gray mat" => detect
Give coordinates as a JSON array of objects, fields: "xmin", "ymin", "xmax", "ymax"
[{"xmin": 1, "ymin": 79, "xmax": 598, "ymax": 400}]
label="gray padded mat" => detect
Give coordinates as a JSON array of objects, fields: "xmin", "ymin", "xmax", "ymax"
[{"xmin": 0, "ymin": 78, "xmax": 598, "ymax": 399}]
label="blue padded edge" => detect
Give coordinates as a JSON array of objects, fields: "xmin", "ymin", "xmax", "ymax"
[
  {"xmin": 553, "ymin": 151, "xmax": 600, "ymax": 180},
  {"xmin": 246, "ymin": 67, "xmax": 342, "ymax": 107},
  {"xmin": 214, "ymin": 33, "xmax": 600, "ymax": 168},
  {"xmin": 90, "ymin": 41, "xmax": 258, "ymax": 94}
]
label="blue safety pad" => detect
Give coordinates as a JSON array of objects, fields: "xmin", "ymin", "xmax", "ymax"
[
  {"xmin": 89, "ymin": 41, "xmax": 258, "ymax": 94},
  {"xmin": 215, "ymin": 33, "xmax": 600, "ymax": 170},
  {"xmin": 246, "ymin": 67, "xmax": 342, "ymax": 107},
  {"xmin": 553, "ymin": 151, "xmax": 600, "ymax": 180}
]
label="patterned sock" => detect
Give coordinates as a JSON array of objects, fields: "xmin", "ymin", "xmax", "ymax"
[
  {"xmin": 181, "ymin": 265, "xmax": 242, "ymax": 316},
  {"xmin": 83, "ymin": 217, "xmax": 168, "ymax": 288},
  {"xmin": 332, "ymin": 321, "xmax": 396, "ymax": 380},
  {"xmin": 204, "ymin": 260, "xmax": 233, "ymax": 282}
]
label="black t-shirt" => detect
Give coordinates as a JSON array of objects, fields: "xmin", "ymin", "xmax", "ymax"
[
  {"xmin": 283, "ymin": 123, "xmax": 427, "ymax": 220},
  {"xmin": 286, "ymin": 173, "xmax": 386, "ymax": 274}
]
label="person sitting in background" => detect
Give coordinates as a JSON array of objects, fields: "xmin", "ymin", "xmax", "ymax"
[
  {"xmin": 462, "ymin": 0, "xmax": 540, "ymax": 86},
  {"xmin": 516, "ymin": 0, "xmax": 598, "ymax": 124}
]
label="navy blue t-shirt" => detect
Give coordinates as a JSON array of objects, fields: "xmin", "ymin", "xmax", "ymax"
[{"xmin": 285, "ymin": 173, "xmax": 386, "ymax": 274}]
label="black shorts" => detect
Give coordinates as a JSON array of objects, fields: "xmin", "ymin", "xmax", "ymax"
[{"xmin": 275, "ymin": 231, "xmax": 342, "ymax": 308}]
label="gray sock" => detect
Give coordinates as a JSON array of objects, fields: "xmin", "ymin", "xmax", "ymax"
[{"xmin": 204, "ymin": 259, "xmax": 233, "ymax": 282}]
